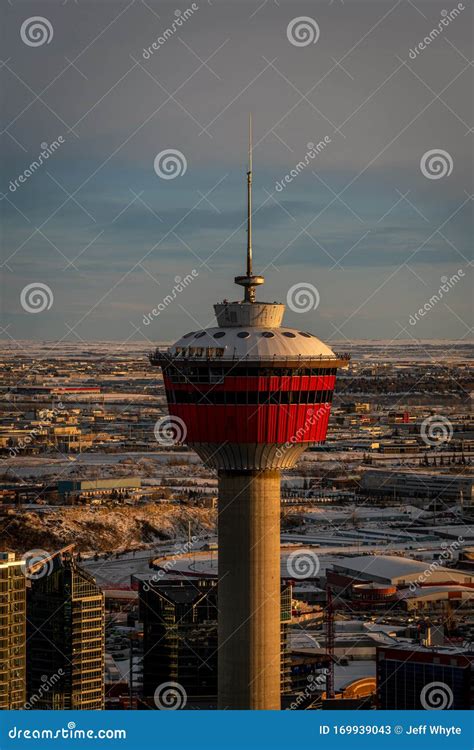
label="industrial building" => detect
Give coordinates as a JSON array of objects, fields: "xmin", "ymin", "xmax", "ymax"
[
  {"xmin": 360, "ymin": 469, "xmax": 473, "ymax": 506},
  {"xmin": 399, "ymin": 585, "xmax": 474, "ymax": 613},
  {"xmin": 57, "ymin": 477, "xmax": 141, "ymax": 504},
  {"xmin": 0, "ymin": 552, "xmax": 26, "ymax": 709},
  {"xmin": 27, "ymin": 549, "xmax": 104, "ymax": 709},
  {"xmin": 330, "ymin": 555, "xmax": 474, "ymax": 589},
  {"xmin": 376, "ymin": 645, "xmax": 474, "ymax": 709}
]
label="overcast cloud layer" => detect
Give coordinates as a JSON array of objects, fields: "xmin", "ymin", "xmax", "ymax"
[{"xmin": 1, "ymin": 0, "xmax": 472, "ymax": 345}]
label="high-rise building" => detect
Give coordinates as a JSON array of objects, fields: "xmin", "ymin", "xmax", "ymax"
[
  {"xmin": 150, "ymin": 120, "xmax": 349, "ymax": 709},
  {"xmin": 0, "ymin": 552, "xmax": 26, "ymax": 709},
  {"xmin": 377, "ymin": 645, "xmax": 474, "ymax": 710},
  {"xmin": 140, "ymin": 577, "xmax": 293, "ymax": 707},
  {"xmin": 26, "ymin": 550, "xmax": 104, "ymax": 709},
  {"xmin": 141, "ymin": 578, "xmax": 218, "ymax": 704}
]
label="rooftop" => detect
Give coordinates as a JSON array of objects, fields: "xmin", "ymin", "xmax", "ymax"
[{"xmin": 333, "ymin": 554, "xmax": 473, "ymax": 583}]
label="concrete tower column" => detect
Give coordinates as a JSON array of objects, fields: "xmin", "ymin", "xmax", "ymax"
[{"xmin": 217, "ymin": 470, "xmax": 281, "ymax": 710}]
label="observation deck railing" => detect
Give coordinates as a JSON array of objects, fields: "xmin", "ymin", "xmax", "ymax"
[{"xmin": 150, "ymin": 347, "xmax": 351, "ymax": 365}]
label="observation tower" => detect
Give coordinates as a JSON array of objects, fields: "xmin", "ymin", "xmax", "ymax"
[{"xmin": 150, "ymin": 120, "xmax": 349, "ymax": 709}]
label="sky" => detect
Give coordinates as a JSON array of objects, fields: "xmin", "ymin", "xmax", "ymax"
[{"xmin": 1, "ymin": 0, "xmax": 472, "ymax": 345}]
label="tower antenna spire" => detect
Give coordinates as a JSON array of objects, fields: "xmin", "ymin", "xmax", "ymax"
[
  {"xmin": 235, "ymin": 114, "xmax": 264, "ymax": 303},
  {"xmin": 247, "ymin": 113, "xmax": 253, "ymax": 282}
]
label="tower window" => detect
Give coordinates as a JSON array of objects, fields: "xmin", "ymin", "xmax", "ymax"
[
  {"xmin": 195, "ymin": 331, "xmax": 206, "ymax": 339},
  {"xmin": 298, "ymin": 332, "xmax": 312, "ymax": 338},
  {"xmin": 237, "ymin": 331, "xmax": 250, "ymax": 338},
  {"xmin": 213, "ymin": 331, "xmax": 226, "ymax": 339},
  {"xmin": 261, "ymin": 332, "xmax": 274, "ymax": 338},
  {"xmin": 282, "ymin": 332, "xmax": 296, "ymax": 338}
]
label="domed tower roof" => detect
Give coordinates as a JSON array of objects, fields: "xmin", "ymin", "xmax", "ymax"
[
  {"xmin": 152, "ymin": 116, "xmax": 349, "ymax": 369},
  {"xmin": 171, "ymin": 327, "xmax": 335, "ymax": 359}
]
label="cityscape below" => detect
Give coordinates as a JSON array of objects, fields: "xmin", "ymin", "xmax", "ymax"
[{"xmin": 1, "ymin": 334, "xmax": 472, "ymax": 710}]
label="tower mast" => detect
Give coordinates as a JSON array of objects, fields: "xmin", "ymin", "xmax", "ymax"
[
  {"xmin": 235, "ymin": 114, "xmax": 264, "ymax": 303},
  {"xmin": 149, "ymin": 119, "xmax": 351, "ymax": 709},
  {"xmin": 246, "ymin": 113, "xmax": 253, "ymax": 287}
]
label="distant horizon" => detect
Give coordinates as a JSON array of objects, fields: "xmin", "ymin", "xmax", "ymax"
[{"xmin": 1, "ymin": 337, "xmax": 473, "ymax": 345}]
